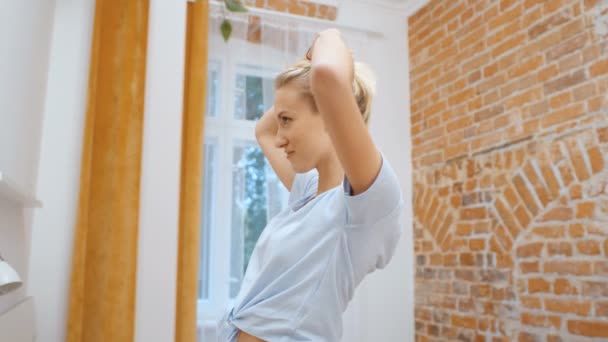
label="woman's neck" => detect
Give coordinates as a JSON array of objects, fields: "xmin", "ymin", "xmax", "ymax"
[{"xmin": 315, "ymin": 153, "xmax": 344, "ymax": 195}]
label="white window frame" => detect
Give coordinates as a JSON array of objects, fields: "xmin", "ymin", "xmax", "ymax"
[{"xmin": 197, "ymin": 34, "xmax": 290, "ymax": 322}]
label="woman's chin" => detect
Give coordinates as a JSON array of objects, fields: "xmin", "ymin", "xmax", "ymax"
[{"xmin": 291, "ymin": 162, "xmax": 315, "ymax": 174}]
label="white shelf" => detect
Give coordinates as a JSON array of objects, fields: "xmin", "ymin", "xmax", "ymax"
[{"xmin": 0, "ymin": 172, "xmax": 42, "ymax": 208}]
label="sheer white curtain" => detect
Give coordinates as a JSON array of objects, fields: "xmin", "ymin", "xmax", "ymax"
[{"xmin": 199, "ymin": 4, "xmax": 370, "ymax": 341}]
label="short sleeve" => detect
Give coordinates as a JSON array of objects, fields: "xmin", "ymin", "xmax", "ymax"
[
  {"xmin": 343, "ymin": 155, "xmax": 405, "ymax": 282},
  {"xmin": 288, "ymin": 169, "xmax": 318, "ymax": 206},
  {"xmin": 343, "ymin": 154, "xmax": 403, "ymax": 226}
]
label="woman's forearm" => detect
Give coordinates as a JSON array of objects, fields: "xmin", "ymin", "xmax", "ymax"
[
  {"xmin": 309, "ymin": 29, "xmax": 353, "ymax": 85},
  {"xmin": 255, "ymin": 106, "xmax": 277, "ymax": 138}
]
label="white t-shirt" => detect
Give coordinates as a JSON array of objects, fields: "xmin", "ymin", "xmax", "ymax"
[{"xmin": 217, "ymin": 155, "xmax": 404, "ymax": 341}]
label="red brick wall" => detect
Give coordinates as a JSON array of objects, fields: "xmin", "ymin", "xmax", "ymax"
[
  {"xmin": 244, "ymin": 0, "xmax": 337, "ymax": 20},
  {"xmin": 409, "ymin": 0, "xmax": 608, "ymax": 341}
]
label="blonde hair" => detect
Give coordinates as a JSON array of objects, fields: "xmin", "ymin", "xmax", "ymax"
[{"xmin": 274, "ymin": 59, "xmax": 376, "ymax": 125}]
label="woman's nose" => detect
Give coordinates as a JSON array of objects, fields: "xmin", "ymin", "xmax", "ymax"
[{"xmin": 274, "ymin": 133, "xmax": 287, "ymax": 149}]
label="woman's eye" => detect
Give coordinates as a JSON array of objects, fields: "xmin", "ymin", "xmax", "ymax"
[{"xmin": 281, "ymin": 117, "xmax": 291, "ymax": 124}]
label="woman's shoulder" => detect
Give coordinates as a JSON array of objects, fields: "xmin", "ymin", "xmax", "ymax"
[
  {"xmin": 342, "ymin": 154, "xmax": 403, "ymax": 226},
  {"xmin": 288, "ymin": 169, "xmax": 319, "ymax": 206}
]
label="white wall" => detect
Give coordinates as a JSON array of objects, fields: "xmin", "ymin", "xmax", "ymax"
[
  {"xmin": 0, "ymin": 0, "xmax": 57, "ymax": 318},
  {"xmin": 336, "ymin": 2, "xmax": 415, "ymax": 341},
  {"xmin": 135, "ymin": 1, "xmax": 187, "ymax": 341},
  {"xmin": 0, "ymin": 1, "xmax": 56, "ymax": 194},
  {"xmin": 27, "ymin": 1, "xmax": 95, "ymax": 341}
]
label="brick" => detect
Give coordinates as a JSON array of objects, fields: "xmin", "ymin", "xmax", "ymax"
[
  {"xmin": 569, "ymin": 223, "xmax": 585, "ymax": 238},
  {"xmin": 546, "ymin": 335, "xmax": 563, "ymax": 342},
  {"xmin": 540, "ymin": 164, "xmax": 561, "ymax": 198},
  {"xmin": 456, "ymin": 223, "xmax": 473, "ymax": 236},
  {"xmin": 547, "ymin": 241, "xmax": 572, "ymax": 256},
  {"xmin": 582, "ymin": 281, "xmax": 608, "ymax": 296},
  {"xmin": 519, "ymin": 261, "xmax": 539, "ymax": 273},
  {"xmin": 569, "ymin": 183, "xmax": 582, "ymax": 199},
  {"xmin": 545, "ymin": 299, "xmax": 591, "ymax": 316},
  {"xmin": 455, "ymin": 269, "xmax": 476, "ymax": 282},
  {"xmin": 572, "ymin": 82, "xmax": 596, "ymax": 102},
  {"xmin": 528, "ymin": 277, "xmax": 551, "ymax": 293},
  {"xmin": 496, "ymin": 254, "xmax": 513, "ymax": 268},
  {"xmin": 489, "ymin": 4, "xmax": 522, "ymax": 31},
  {"xmin": 521, "ymin": 296, "xmax": 542, "ymax": 309},
  {"xmin": 443, "ymin": 253, "xmax": 457, "ymax": 266},
  {"xmin": 488, "ymin": 236, "xmax": 503, "ymax": 255},
  {"xmin": 554, "ymin": 278, "xmax": 577, "ymax": 295},
  {"xmin": 596, "ymin": 261, "xmax": 608, "ymax": 276},
  {"xmin": 461, "ymin": 207, "xmax": 487, "ymax": 220},
  {"xmin": 521, "ymin": 312, "xmax": 561, "ymax": 329},
  {"xmin": 541, "ymin": 207, "xmax": 573, "ymax": 221},
  {"xmin": 590, "ymin": 58, "xmax": 608, "ymax": 77},
  {"xmin": 557, "ymin": 162, "xmax": 575, "ymax": 187},
  {"xmin": 576, "ymin": 240, "xmax": 601, "ymax": 255},
  {"xmin": 448, "ymin": 88, "xmax": 476, "ymax": 106},
  {"xmin": 503, "ymin": 186, "xmax": 520, "ymax": 207},
  {"xmin": 436, "ymin": 214, "xmax": 454, "ymax": 245},
  {"xmin": 493, "ymin": 33, "xmax": 527, "ymax": 58},
  {"xmin": 587, "ymin": 95, "xmax": 605, "ymax": 112},
  {"xmin": 549, "ymin": 90, "xmax": 572, "ymax": 109},
  {"xmin": 528, "ymin": 9, "xmax": 571, "ymax": 40},
  {"xmin": 517, "ymin": 242, "xmax": 544, "ymax": 258},
  {"xmin": 515, "ymin": 205, "xmax": 532, "ymax": 227},
  {"xmin": 518, "ymin": 331, "xmax": 543, "ymax": 342},
  {"xmin": 559, "ymin": 52, "xmax": 584, "ymax": 73},
  {"xmin": 587, "ymin": 146, "xmax": 605, "ymax": 174},
  {"xmin": 430, "ymin": 207, "xmax": 449, "ymax": 239},
  {"xmin": 460, "ymin": 253, "xmax": 475, "ymax": 266},
  {"xmin": 576, "ymin": 202, "xmax": 595, "ymax": 219},
  {"xmin": 523, "ymin": 161, "xmax": 552, "ymax": 206},
  {"xmin": 546, "ymin": 32, "xmax": 588, "ymax": 62},
  {"xmin": 538, "ymin": 64, "xmax": 559, "ymax": 82},
  {"xmin": 568, "ymin": 141, "xmax": 592, "ymax": 181},
  {"xmin": 533, "ymin": 225, "xmax": 565, "ymax": 238},
  {"xmin": 451, "ymin": 314, "xmax": 476, "ymax": 329},
  {"xmin": 427, "ymin": 323, "xmax": 441, "ymax": 336},
  {"xmin": 540, "ymin": 103, "xmax": 586, "ymax": 128},
  {"xmin": 544, "ymin": 260, "xmax": 592, "ymax": 275},
  {"xmin": 543, "ymin": 70, "xmax": 587, "ymax": 95},
  {"xmin": 447, "ymin": 116, "xmax": 473, "ymax": 133},
  {"xmin": 597, "ymin": 302, "xmax": 608, "ymax": 317},
  {"xmin": 513, "ymin": 174, "xmax": 540, "ymax": 215},
  {"xmin": 474, "ymin": 105, "xmax": 504, "ymax": 122},
  {"xmin": 501, "ymin": 73, "xmax": 537, "ymax": 98},
  {"xmin": 599, "ymin": 127, "xmax": 608, "ymax": 143},
  {"xmin": 509, "ymin": 55, "xmax": 543, "ymax": 79},
  {"xmin": 440, "ymin": 233, "xmax": 454, "ymax": 251},
  {"xmin": 484, "ymin": 270, "xmax": 511, "ymax": 284},
  {"xmin": 469, "ymin": 238, "xmax": 486, "ymax": 251},
  {"xmin": 567, "ymin": 320, "xmax": 608, "ymax": 337},
  {"xmin": 495, "ymin": 197, "xmax": 522, "ymax": 238},
  {"xmin": 429, "ymin": 253, "xmax": 442, "ymax": 265}
]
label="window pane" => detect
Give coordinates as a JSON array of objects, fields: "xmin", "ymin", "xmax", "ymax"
[
  {"xmin": 230, "ymin": 141, "xmax": 287, "ymax": 297},
  {"xmin": 206, "ymin": 63, "xmax": 220, "ymax": 117},
  {"xmin": 265, "ymin": 162, "xmax": 289, "ymax": 220},
  {"xmin": 199, "ymin": 139, "xmax": 217, "ymax": 300},
  {"xmin": 233, "ymin": 73, "xmax": 274, "ymax": 121}
]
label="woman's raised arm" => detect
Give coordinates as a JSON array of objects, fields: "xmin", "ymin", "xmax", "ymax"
[{"xmin": 309, "ymin": 29, "xmax": 381, "ymax": 195}]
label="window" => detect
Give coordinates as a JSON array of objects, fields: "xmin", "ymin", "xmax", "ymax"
[{"xmin": 198, "ymin": 55, "xmax": 289, "ymax": 322}]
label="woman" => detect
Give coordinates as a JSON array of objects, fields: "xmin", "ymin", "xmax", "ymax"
[{"xmin": 218, "ymin": 28, "xmax": 404, "ymax": 342}]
